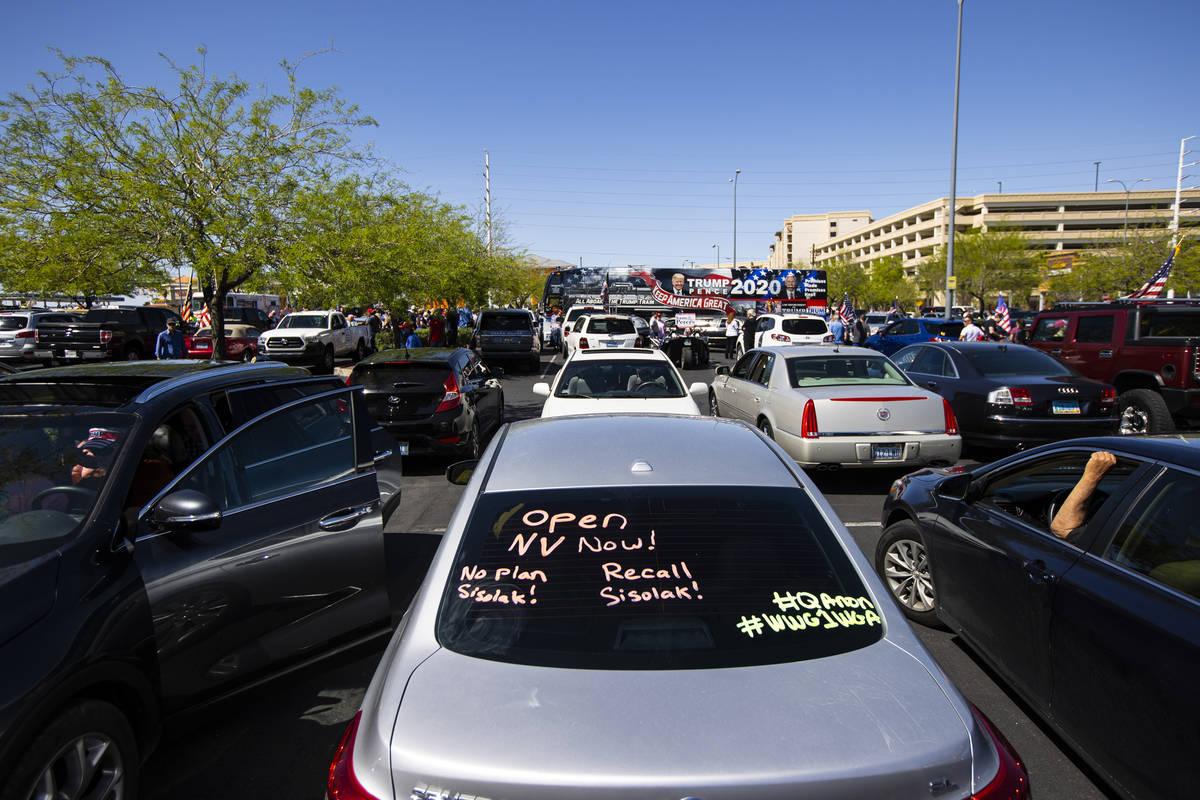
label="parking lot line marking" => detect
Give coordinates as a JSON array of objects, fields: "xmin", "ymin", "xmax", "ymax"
[
  {"xmin": 411, "ymin": 526, "xmax": 446, "ymax": 534},
  {"xmin": 842, "ymin": 521, "xmax": 881, "ymax": 527}
]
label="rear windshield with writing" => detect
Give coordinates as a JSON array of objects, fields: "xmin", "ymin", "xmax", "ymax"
[
  {"xmin": 481, "ymin": 314, "xmax": 533, "ymax": 332},
  {"xmin": 437, "ymin": 486, "xmax": 883, "ymax": 670}
]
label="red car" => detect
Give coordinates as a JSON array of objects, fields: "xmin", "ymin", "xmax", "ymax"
[{"xmin": 184, "ymin": 324, "xmax": 260, "ymax": 361}]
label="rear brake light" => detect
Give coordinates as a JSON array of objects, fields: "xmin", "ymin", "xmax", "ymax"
[
  {"xmin": 579, "ymin": 337, "xmax": 589, "ymax": 349},
  {"xmin": 439, "ymin": 435, "xmax": 462, "ymax": 444},
  {"xmin": 435, "ymin": 373, "xmax": 461, "ymax": 413},
  {"xmin": 33, "ymin": 329, "xmax": 40, "ymax": 343},
  {"xmin": 969, "ymin": 704, "xmax": 1030, "ymax": 799},
  {"xmin": 943, "ymin": 399, "xmax": 959, "ymax": 435},
  {"xmin": 800, "ymin": 399, "xmax": 819, "ymax": 439},
  {"xmin": 14, "ymin": 330, "xmax": 33, "ymax": 339},
  {"xmin": 327, "ymin": 711, "xmax": 382, "ymax": 800},
  {"xmin": 1100, "ymin": 387, "xmax": 1116, "ymax": 405},
  {"xmin": 822, "ymin": 334, "xmax": 834, "ymax": 342},
  {"xmin": 769, "ymin": 333, "xmax": 789, "ymax": 342},
  {"xmin": 100, "ymin": 330, "xmax": 113, "ymax": 343},
  {"xmin": 987, "ymin": 386, "xmax": 1032, "ymax": 406}
]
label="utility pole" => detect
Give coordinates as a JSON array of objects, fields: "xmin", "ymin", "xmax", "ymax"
[
  {"xmin": 484, "ymin": 150, "xmax": 492, "ymax": 255},
  {"xmin": 731, "ymin": 170, "xmax": 741, "ymax": 271},
  {"xmin": 1093, "ymin": 161, "xmax": 1101, "ymax": 192},
  {"xmin": 1171, "ymin": 136, "xmax": 1196, "ymax": 247},
  {"xmin": 945, "ymin": 0, "xmax": 965, "ymax": 320}
]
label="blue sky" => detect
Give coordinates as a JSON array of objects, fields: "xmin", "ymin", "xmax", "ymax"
[{"xmin": 3, "ymin": 0, "xmax": 1198, "ymax": 269}]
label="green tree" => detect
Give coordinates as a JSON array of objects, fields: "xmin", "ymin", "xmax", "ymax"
[
  {"xmin": 862, "ymin": 255, "xmax": 919, "ymax": 311},
  {"xmin": 1050, "ymin": 233, "xmax": 1200, "ymax": 301},
  {"xmin": 0, "ymin": 49, "xmax": 374, "ymax": 355},
  {"xmin": 923, "ymin": 228, "xmax": 1042, "ymax": 313},
  {"xmin": 820, "ymin": 256, "xmax": 868, "ymax": 310}
]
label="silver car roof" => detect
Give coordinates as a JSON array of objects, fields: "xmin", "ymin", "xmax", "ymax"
[{"xmin": 482, "ymin": 414, "xmax": 801, "ymax": 491}]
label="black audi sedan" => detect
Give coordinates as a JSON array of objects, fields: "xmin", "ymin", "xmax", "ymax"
[
  {"xmin": 891, "ymin": 341, "xmax": 1118, "ymax": 449},
  {"xmin": 0, "ymin": 360, "xmax": 419, "ymax": 800},
  {"xmin": 348, "ymin": 347, "xmax": 504, "ymax": 459},
  {"xmin": 875, "ymin": 435, "xmax": 1200, "ymax": 800}
]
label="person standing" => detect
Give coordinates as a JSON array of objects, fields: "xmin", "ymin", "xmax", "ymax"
[
  {"xmin": 155, "ymin": 318, "xmax": 185, "ymax": 359},
  {"xmin": 851, "ymin": 311, "xmax": 870, "ymax": 346},
  {"xmin": 959, "ymin": 314, "xmax": 985, "ymax": 342},
  {"xmin": 429, "ymin": 310, "xmax": 445, "ymax": 347},
  {"xmin": 829, "ymin": 311, "xmax": 846, "ymax": 345},
  {"xmin": 723, "ymin": 311, "xmax": 741, "ymax": 359},
  {"xmin": 742, "ymin": 309, "xmax": 758, "ymax": 355},
  {"xmin": 445, "ymin": 306, "xmax": 459, "ymax": 348}
]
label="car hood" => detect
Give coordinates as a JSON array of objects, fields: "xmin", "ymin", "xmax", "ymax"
[
  {"xmin": 385, "ymin": 640, "xmax": 977, "ymax": 799},
  {"xmin": 0, "ymin": 549, "xmax": 59, "ymax": 646},
  {"xmin": 261, "ymin": 328, "xmax": 327, "ymax": 337}
]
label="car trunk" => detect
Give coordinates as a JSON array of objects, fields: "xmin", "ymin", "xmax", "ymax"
[
  {"xmin": 995, "ymin": 375, "xmax": 1108, "ymax": 418},
  {"xmin": 805, "ymin": 386, "xmax": 945, "ymax": 434},
  {"xmin": 355, "ymin": 362, "xmax": 450, "ymax": 420}
]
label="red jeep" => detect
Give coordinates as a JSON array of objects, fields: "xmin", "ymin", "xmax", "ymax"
[{"xmin": 1028, "ymin": 299, "xmax": 1200, "ymax": 434}]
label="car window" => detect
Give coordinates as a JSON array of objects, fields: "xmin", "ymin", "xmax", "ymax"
[
  {"xmin": 587, "ymin": 318, "xmax": 635, "ymax": 335},
  {"xmin": 170, "ymin": 392, "xmax": 355, "ymax": 511},
  {"xmin": 1137, "ymin": 309, "xmax": 1200, "ymax": 338},
  {"xmin": 482, "ymin": 314, "xmax": 533, "ymax": 332},
  {"xmin": 890, "ymin": 320, "xmax": 919, "ymax": 336},
  {"xmin": 225, "ymin": 378, "xmax": 346, "ymax": 430},
  {"xmin": 786, "ymin": 355, "xmax": 909, "ymax": 387},
  {"xmin": 278, "ymin": 314, "xmax": 328, "ymax": 329},
  {"xmin": 780, "ymin": 318, "xmax": 828, "ymax": 335},
  {"xmin": 978, "ymin": 452, "xmax": 1140, "ymax": 535},
  {"xmin": 1031, "ymin": 317, "xmax": 1069, "ymax": 342},
  {"xmin": 891, "ymin": 347, "xmax": 920, "ymax": 369},
  {"xmin": 963, "ymin": 347, "xmax": 1074, "ymax": 378},
  {"xmin": 747, "ymin": 353, "xmax": 772, "ymax": 385},
  {"xmin": 730, "ymin": 351, "xmax": 757, "ymax": 379},
  {"xmin": 1102, "ymin": 468, "xmax": 1200, "ymax": 600},
  {"xmin": 125, "ymin": 405, "xmax": 211, "ymax": 512},
  {"xmin": 555, "ymin": 359, "xmax": 684, "ymax": 398},
  {"xmin": 909, "ymin": 348, "xmax": 948, "ymax": 376},
  {"xmin": 757, "ymin": 318, "xmax": 775, "ymax": 332},
  {"xmin": 0, "ymin": 317, "xmax": 29, "ymax": 330},
  {"xmin": 926, "ymin": 321, "xmax": 963, "ymax": 338},
  {"xmin": 1075, "ymin": 315, "xmax": 1115, "ymax": 343},
  {"xmin": 436, "ymin": 486, "xmax": 883, "ymax": 670}
]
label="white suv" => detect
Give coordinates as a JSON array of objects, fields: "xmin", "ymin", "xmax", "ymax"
[
  {"xmin": 564, "ymin": 314, "xmax": 640, "ymax": 357},
  {"xmin": 738, "ymin": 313, "xmax": 833, "ymax": 357}
]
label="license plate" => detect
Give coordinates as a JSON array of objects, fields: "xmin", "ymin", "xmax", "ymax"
[
  {"xmin": 64, "ymin": 349, "xmax": 78, "ymax": 359},
  {"xmin": 1052, "ymin": 400, "xmax": 1080, "ymax": 415},
  {"xmin": 604, "ymin": 340, "xmax": 622, "ymax": 347},
  {"xmin": 872, "ymin": 444, "xmax": 903, "ymax": 460},
  {"xmin": 397, "ymin": 442, "xmax": 410, "ymax": 455}
]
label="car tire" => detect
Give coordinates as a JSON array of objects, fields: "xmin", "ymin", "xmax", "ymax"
[
  {"xmin": 242, "ymin": 348, "xmax": 255, "ymax": 362},
  {"xmin": 354, "ymin": 340, "xmax": 366, "ymax": 363},
  {"xmin": 320, "ymin": 345, "xmax": 335, "ymax": 375},
  {"xmin": 4, "ymin": 699, "xmax": 140, "ymax": 800},
  {"xmin": 124, "ymin": 346, "xmax": 141, "ymax": 361},
  {"xmin": 1117, "ymin": 388, "xmax": 1172, "ymax": 435},
  {"xmin": 708, "ymin": 390, "xmax": 720, "ymax": 417},
  {"xmin": 757, "ymin": 416, "xmax": 774, "ymax": 440},
  {"xmin": 875, "ymin": 520, "xmax": 944, "ymax": 628},
  {"xmin": 463, "ymin": 422, "xmax": 482, "ymax": 460}
]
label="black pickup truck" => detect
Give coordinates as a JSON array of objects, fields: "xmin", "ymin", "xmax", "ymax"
[{"xmin": 35, "ymin": 305, "xmax": 186, "ymax": 362}]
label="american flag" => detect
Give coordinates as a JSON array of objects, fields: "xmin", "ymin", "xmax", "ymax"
[
  {"xmin": 600, "ymin": 271, "xmax": 610, "ymax": 310},
  {"xmin": 196, "ymin": 304, "xmax": 211, "ymax": 328},
  {"xmin": 838, "ymin": 294, "xmax": 855, "ymax": 327},
  {"xmin": 889, "ymin": 297, "xmax": 901, "ymax": 316},
  {"xmin": 1127, "ymin": 243, "xmax": 1181, "ymax": 299},
  {"xmin": 994, "ymin": 293, "xmax": 1012, "ymax": 333}
]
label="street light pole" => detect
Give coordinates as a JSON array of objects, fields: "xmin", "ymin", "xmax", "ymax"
[
  {"xmin": 945, "ymin": 0, "xmax": 964, "ymax": 321},
  {"xmin": 730, "ymin": 170, "xmax": 741, "ymax": 271},
  {"xmin": 1105, "ymin": 177, "xmax": 1151, "ymax": 244},
  {"xmin": 712, "ymin": 243, "xmax": 720, "ymax": 267},
  {"xmin": 1094, "ymin": 161, "xmax": 1101, "ymax": 192}
]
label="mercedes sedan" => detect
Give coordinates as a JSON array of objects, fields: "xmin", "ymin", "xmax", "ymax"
[{"xmin": 328, "ymin": 414, "xmax": 1027, "ymax": 800}]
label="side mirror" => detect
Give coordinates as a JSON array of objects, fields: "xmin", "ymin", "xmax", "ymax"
[
  {"xmin": 152, "ymin": 489, "xmax": 222, "ymax": 531},
  {"xmin": 936, "ymin": 472, "xmax": 974, "ymax": 501},
  {"xmin": 688, "ymin": 382, "xmax": 708, "ymax": 397},
  {"xmin": 532, "ymin": 382, "xmax": 551, "ymax": 397},
  {"xmin": 714, "ymin": 365, "xmax": 730, "ymax": 376},
  {"xmin": 446, "ymin": 460, "xmax": 478, "ymax": 486}
]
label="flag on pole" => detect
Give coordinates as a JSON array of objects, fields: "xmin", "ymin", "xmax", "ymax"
[
  {"xmin": 1127, "ymin": 242, "xmax": 1181, "ymax": 299},
  {"xmin": 994, "ymin": 293, "xmax": 1012, "ymax": 334},
  {"xmin": 889, "ymin": 297, "xmax": 900, "ymax": 316},
  {"xmin": 197, "ymin": 304, "xmax": 211, "ymax": 328},
  {"xmin": 838, "ymin": 294, "xmax": 854, "ymax": 327},
  {"xmin": 600, "ymin": 271, "xmax": 610, "ymax": 311}
]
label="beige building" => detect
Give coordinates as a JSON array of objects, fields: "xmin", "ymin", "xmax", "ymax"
[
  {"xmin": 800, "ymin": 190, "xmax": 1200, "ymax": 276},
  {"xmin": 769, "ymin": 211, "xmax": 873, "ymax": 269}
]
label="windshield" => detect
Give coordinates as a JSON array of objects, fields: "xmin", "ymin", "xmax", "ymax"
[
  {"xmin": 964, "ymin": 347, "xmax": 1075, "ymax": 378},
  {"xmin": 779, "ymin": 318, "xmax": 828, "ymax": 335},
  {"xmin": 277, "ymin": 314, "xmax": 328, "ymax": 329},
  {"xmin": 786, "ymin": 356, "xmax": 910, "ymax": 387},
  {"xmin": 437, "ymin": 486, "xmax": 882, "ymax": 670},
  {"xmin": 554, "ymin": 359, "xmax": 685, "ymax": 398},
  {"xmin": 0, "ymin": 413, "xmax": 134, "ymax": 564},
  {"xmin": 0, "ymin": 317, "xmax": 29, "ymax": 331}
]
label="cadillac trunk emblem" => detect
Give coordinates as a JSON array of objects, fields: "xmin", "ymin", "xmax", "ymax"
[{"xmin": 877, "ymin": 408, "xmax": 891, "ymax": 421}]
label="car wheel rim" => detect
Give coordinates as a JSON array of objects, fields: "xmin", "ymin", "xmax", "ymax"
[
  {"xmin": 758, "ymin": 420, "xmax": 772, "ymax": 438},
  {"xmin": 709, "ymin": 393, "xmax": 718, "ymax": 416},
  {"xmin": 882, "ymin": 539, "xmax": 935, "ymax": 613},
  {"xmin": 32, "ymin": 733, "xmax": 127, "ymax": 800},
  {"xmin": 1119, "ymin": 404, "xmax": 1148, "ymax": 435}
]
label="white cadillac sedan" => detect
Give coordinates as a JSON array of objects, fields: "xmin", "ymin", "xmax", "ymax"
[
  {"xmin": 532, "ymin": 347, "xmax": 706, "ymax": 416},
  {"xmin": 327, "ymin": 415, "xmax": 1028, "ymax": 800},
  {"xmin": 710, "ymin": 345, "xmax": 961, "ymax": 469}
]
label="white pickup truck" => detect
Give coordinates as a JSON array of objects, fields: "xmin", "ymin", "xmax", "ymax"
[{"xmin": 258, "ymin": 310, "xmax": 372, "ymax": 372}]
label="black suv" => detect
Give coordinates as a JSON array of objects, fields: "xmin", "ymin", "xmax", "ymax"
[
  {"xmin": 0, "ymin": 360, "xmax": 424, "ymax": 798},
  {"xmin": 473, "ymin": 309, "xmax": 541, "ymax": 371},
  {"xmin": 348, "ymin": 347, "xmax": 504, "ymax": 459}
]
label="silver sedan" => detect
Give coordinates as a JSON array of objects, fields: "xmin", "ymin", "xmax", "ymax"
[
  {"xmin": 709, "ymin": 345, "xmax": 962, "ymax": 469},
  {"xmin": 327, "ymin": 414, "xmax": 1027, "ymax": 800}
]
